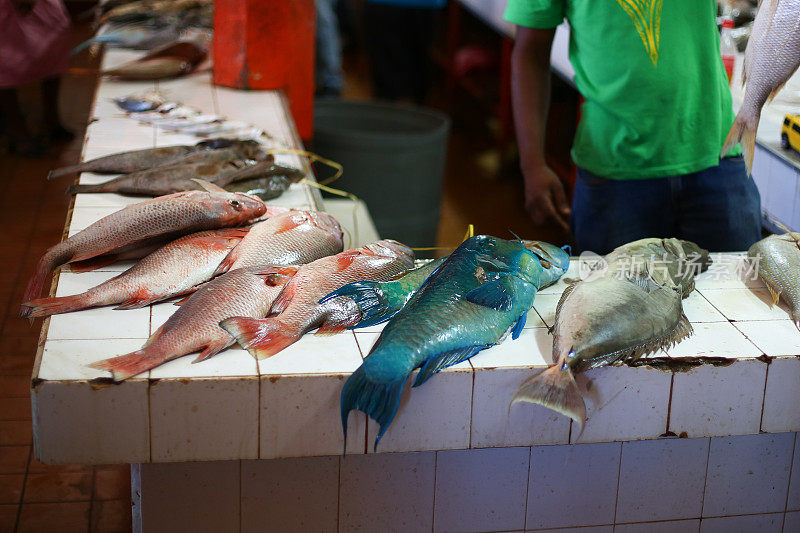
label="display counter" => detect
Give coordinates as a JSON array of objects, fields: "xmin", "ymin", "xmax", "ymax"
[{"xmin": 29, "ymin": 50, "xmax": 800, "ymax": 532}]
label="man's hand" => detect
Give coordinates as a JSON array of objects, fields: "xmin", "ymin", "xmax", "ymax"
[{"xmin": 523, "ymin": 165, "xmax": 571, "ymax": 233}]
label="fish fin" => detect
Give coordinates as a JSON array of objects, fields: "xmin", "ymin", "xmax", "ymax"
[
  {"xmin": 67, "ymin": 183, "xmax": 106, "ymax": 195},
  {"xmin": 48, "ymin": 165, "xmax": 83, "ymax": 180},
  {"xmin": 316, "ymin": 314, "xmax": 362, "ymax": 336},
  {"xmin": 142, "ymin": 324, "xmax": 167, "ymax": 349},
  {"xmin": 190, "ymin": 178, "xmax": 227, "ymax": 193},
  {"xmin": 592, "ymin": 311, "xmax": 694, "ymax": 368},
  {"xmin": 336, "ymin": 253, "xmax": 358, "ymax": 271},
  {"xmin": 66, "ymin": 254, "xmax": 120, "ymax": 273},
  {"xmin": 270, "ymin": 283, "xmax": 296, "ymax": 315},
  {"xmin": 319, "ymin": 281, "xmax": 400, "ymax": 329},
  {"xmin": 413, "ymin": 345, "xmax": 486, "ymax": 387},
  {"xmin": 21, "ymin": 249, "xmax": 71, "ymax": 314},
  {"xmin": 768, "ymin": 80, "xmax": 787, "ymax": 103},
  {"xmin": 341, "ymin": 365, "xmax": 408, "ymax": 451},
  {"xmin": 192, "ymin": 339, "xmax": 231, "ymax": 363},
  {"xmin": 511, "ymin": 312, "xmax": 526, "ymax": 340},
  {"xmin": 476, "ymin": 254, "xmax": 510, "ymax": 272},
  {"xmin": 554, "ymin": 280, "xmax": 579, "ymax": 317},
  {"xmin": 21, "ymin": 293, "xmax": 92, "ymax": 318},
  {"xmin": 465, "ymin": 276, "xmax": 516, "ymax": 311},
  {"xmin": 114, "ymin": 298, "xmax": 154, "ymax": 311},
  {"xmin": 763, "ymin": 279, "xmax": 781, "ymax": 305},
  {"xmin": 213, "ymin": 248, "xmax": 239, "ymax": 276},
  {"xmin": 511, "ymin": 360, "xmax": 586, "ymax": 429},
  {"xmin": 274, "ymin": 213, "xmax": 307, "ymax": 234},
  {"xmin": 219, "ymin": 317, "xmax": 297, "ymax": 359},
  {"xmin": 212, "ymin": 227, "xmax": 251, "ymax": 239},
  {"xmin": 88, "ymin": 349, "xmax": 162, "ymax": 382},
  {"xmin": 722, "ymin": 112, "xmax": 758, "ymax": 175}
]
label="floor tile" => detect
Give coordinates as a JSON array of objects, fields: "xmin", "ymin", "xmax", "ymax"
[
  {"xmin": 16, "ymin": 501, "xmax": 90, "ymax": 533},
  {"xmin": 0, "ymin": 398, "xmax": 31, "ymax": 420},
  {"xmin": 0, "ymin": 504, "xmax": 17, "ymax": 533},
  {"xmin": 0, "ymin": 446, "xmax": 29, "ymax": 474},
  {"xmin": 0, "ymin": 421, "xmax": 32, "ymax": 446},
  {"xmin": 0, "ymin": 474, "xmax": 24, "ymax": 504},
  {"xmin": 699, "ymin": 513, "xmax": 783, "ymax": 532},
  {"xmin": 90, "ymin": 499, "xmax": 132, "ymax": 533},
  {"xmin": 23, "ymin": 472, "xmax": 93, "ymax": 503},
  {"xmin": 93, "ymin": 468, "xmax": 131, "ymax": 501}
]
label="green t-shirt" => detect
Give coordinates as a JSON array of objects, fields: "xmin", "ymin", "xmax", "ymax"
[{"xmin": 505, "ymin": 0, "xmax": 740, "ymax": 179}]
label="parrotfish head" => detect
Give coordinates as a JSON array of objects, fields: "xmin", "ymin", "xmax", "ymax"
[
  {"xmin": 365, "ymin": 239, "xmax": 415, "ymax": 260},
  {"xmin": 205, "ymin": 191, "xmax": 267, "ymax": 224},
  {"xmin": 523, "ymin": 240, "xmax": 570, "ymax": 273}
]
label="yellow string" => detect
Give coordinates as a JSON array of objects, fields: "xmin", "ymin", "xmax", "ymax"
[
  {"xmin": 411, "ymin": 224, "xmax": 476, "ymax": 253},
  {"xmin": 300, "ymin": 178, "xmax": 360, "ymax": 249},
  {"xmin": 263, "ymin": 148, "xmax": 343, "ymax": 186}
]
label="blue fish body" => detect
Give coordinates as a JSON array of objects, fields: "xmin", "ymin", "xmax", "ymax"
[
  {"xmin": 340, "ymin": 235, "xmax": 547, "ymax": 449},
  {"xmin": 522, "ymin": 240, "xmax": 570, "ymax": 289}
]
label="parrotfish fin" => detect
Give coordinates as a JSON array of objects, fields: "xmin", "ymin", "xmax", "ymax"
[
  {"xmin": 511, "ymin": 362, "xmax": 586, "ymax": 430},
  {"xmin": 476, "ymin": 254, "xmax": 510, "ymax": 272},
  {"xmin": 192, "ymin": 339, "xmax": 232, "ymax": 363},
  {"xmin": 465, "ymin": 276, "xmax": 515, "ymax": 311},
  {"xmin": 219, "ymin": 317, "xmax": 297, "ymax": 359},
  {"xmin": 88, "ymin": 349, "xmax": 162, "ymax": 382},
  {"xmin": 319, "ymin": 281, "xmax": 398, "ymax": 329},
  {"xmin": 340, "ymin": 366, "xmax": 408, "ymax": 452},
  {"xmin": 21, "ymin": 293, "xmax": 91, "ymax": 318},
  {"xmin": 413, "ymin": 345, "xmax": 487, "ymax": 387},
  {"xmin": 511, "ymin": 313, "xmax": 526, "ymax": 340}
]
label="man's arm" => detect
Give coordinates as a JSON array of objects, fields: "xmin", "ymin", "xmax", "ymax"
[{"xmin": 511, "ymin": 26, "xmax": 571, "ymax": 233}]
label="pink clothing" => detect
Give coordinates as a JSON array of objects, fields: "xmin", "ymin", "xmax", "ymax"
[{"xmin": 0, "ymin": 0, "xmax": 71, "ymax": 88}]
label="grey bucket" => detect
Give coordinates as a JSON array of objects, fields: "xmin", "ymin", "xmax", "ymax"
[{"xmin": 313, "ymin": 100, "xmax": 451, "ymax": 248}]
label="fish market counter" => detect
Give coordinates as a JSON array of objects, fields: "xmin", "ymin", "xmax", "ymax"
[{"xmin": 30, "ymin": 51, "xmax": 800, "ymax": 532}]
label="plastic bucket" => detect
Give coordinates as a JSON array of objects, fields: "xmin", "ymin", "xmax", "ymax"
[{"xmin": 313, "ymin": 100, "xmax": 450, "ymax": 248}]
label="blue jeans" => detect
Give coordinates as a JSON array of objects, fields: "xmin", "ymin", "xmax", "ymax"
[{"xmin": 571, "ymin": 156, "xmax": 762, "ymax": 254}]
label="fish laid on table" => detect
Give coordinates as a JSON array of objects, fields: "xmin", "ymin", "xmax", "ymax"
[
  {"xmin": 89, "ymin": 265, "xmax": 298, "ymax": 381},
  {"xmin": 21, "ymin": 185, "xmax": 266, "ymax": 309},
  {"xmin": 101, "ymin": 0, "xmax": 212, "ymax": 24},
  {"xmin": 223, "ymin": 164, "xmax": 305, "ymax": 200},
  {"xmin": 324, "ymin": 239, "xmax": 570, "ymax": 330},
  {"xmin": 47, "ymin": 139, "xmax": 259, "ymax": 179},
  {"xmin": 748, "ymin": 232, "xmax": 800, "ymax": 328},
  {"xmin": 512, "ymin": 238, "xmax": 711, "ymax": 429},
  {"xmin": 221, "ymin": 240, "xmax": 415, "ymax": 359},
  {"xmin": 722, "ymin": 0, "xmax": 800, "ymax": 173},
  {"xmin": 21, "ymin": 228, "xmax": 248, "ymax": 318},
  {"xmin": 214, "ymin": 210, "xmax": 344, "ymax": 274},
  {"xmin": 104, "ymin": 40, "xmax": 207, "ymax": 80},
  {"xmin": 336, "ymin": 235, "xmax": 555, "ymax": 449}
]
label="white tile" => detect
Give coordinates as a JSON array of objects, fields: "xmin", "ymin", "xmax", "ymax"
[
  {"xmin": 149, "ymin": 377, "xmax": 259, "ymax": 461},
  {"xmin": 531, "ymin": 292, "xmax": 561, "ymax": 328},
  {"xmin": 786, "ymin": 511, "xmax": 800, "ymax": 532},
  {"xmin": 693, "ymin": 253, "xmax": 761, "ymax": 289},
  {"xmin": 149, "ymin": 346, "xmax": 258, "ymax": 379},
  {"xmin": 526, "ymin": 442, "xmax": 621, "ymax": 529},
  {"xmin": 471, "ymin": 367, "xmax": 570, "ymax": 448},
  {"xmin": 39, "ymin": 338, "xmax": 148, "ymax": 381},
  {"xmin": 681, "ymin": 292, "xmax": 727, "ymax": 323},
  {"xmin": 72, "ymin": 192, "xmax": 144, "ymax": 209},
  {"xmin": 241, "ymin": 456, "xmax": 339, "ymax": 533},
  {"xmin": 77, "ymin": 171, "xmax": 120, "ymax": 185},
  {"xmin": 666, "ymin": 322, "xmax": 761, "ymax": 359},
  {"xmin": 616, "ymin": 438, "xmax": 709, "ymax": 522},
  {"xmin": 573, "ymin": 365, "xmax": 671, "ymax": 444},
  {"xmin": 54, "ymin": 271, "xmax": 117, "ymax": 297},
  {"xmin": 701, "ymin": 288, "xmax": 794, "ymax": 322},
  {"xmin": 138, "ymin": 461, "xmax": 240, "ymax": 533},
  {"xmin": 68, "ymin": 206, "xmax": 122, "ymax": 231},
  {"xmin": 788, "ymin": 434, "xmax": 800, "ymax": 512},
  {"xmin": 150, "ymin": 301, "xmax": 177, "ymax": 333},
  {"xmin": 762, "ymin": 358, "xmax": 800, "ymax": 433},
  {"xmin": 257, "ymin": 332, "xmax": 363, "ymax": 375},
  {"xmin": 367, "ymin": 365, "xmax": 473, "ymax": 453},
  {"xmin": 433, "ymin": 447, "xmax": 529, "ymax": 533},
  {"xmin": 32, "ymin": 380, "xmax": 149, "ymax": 464},
  {"xmin": 354, "ymin": 331, "xmax": 381, "ymax": 354},
  {"xmin": 615, "ymin": 520, "xmax": 700, "ymax": 533},
  {"xmin": 339, "ymin": 451, "xmax": 435, "ymax": 532},
  {"xmin": 699, "ymin": 513, "xmax": 783, "ymax": 533},
  {"xmin": 47, "ymin": 305, "xmax": 150, "ymax": 340},
  {"xmin": 670, "ymin": 360, "xmax": 767, "ymax": 437},
  {"xmin": 260, "ymin": 374, "xmax": 366, "ymax": 458},
  {"xmin": 734, "ymin": 320, "xmax": 800, "ymax": 357},
  {"xmin": 469, "ymin": 327, "xmax": 552, "ymax": 368},
  {"xmin": 703, "ymin": 433, "xmax": 795, "ymax": 516}
]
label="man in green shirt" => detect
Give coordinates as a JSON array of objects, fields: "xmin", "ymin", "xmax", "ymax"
[{"xmin": 506, "ymin": 0, "xmax": 761, "ymax": 254}]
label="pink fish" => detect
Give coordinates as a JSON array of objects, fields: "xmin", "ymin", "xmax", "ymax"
[
  {"xmin": 221, "ymin": 240, "xmax": 415, "ymax": 359},
  {"xmin": 21, "ymin": 228, "xmax": 249, "ymax": 318},
  {"xmin": 21, "ymin": 187, "xmax": 266, "ymax": 311},
  {"xmin": 89, "ymin": 265, "xmax": 298, "ymax": 381},
  {"xmin": 214, "ymin": 210, "xmax": 344, "ymax": 274}
]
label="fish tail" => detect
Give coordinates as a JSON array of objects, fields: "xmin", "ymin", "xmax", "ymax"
[
  {"xmin": 219, "ymin": 317, "xmax": 298, "ymax": 359},
  {"xmin": 48, "ymin": 164, "xmax": 85, "ymax": 180},
  {"xmin": 722, "ymin": 110, "xmax": 759, "ymax": 176},
  {"xmin": 341, "ymin": 365, "xmax": 407, "ymax": 452},
  {"xmin": 320, "ymin": 281, "xmax": 397, "ymax": 328},
  {"xmin": 67, "ymin": 183, "xmax": 107, "ymax": 195},
  {"xmin": 89, "ymin": 348, "xmax": 162, "ymax": 381},
  {"xmin": 21, "ymin": 248, "xmax": 70, "ymax": 315},
  {"xmin": 21, "ymin": 293, "xmax": 94, "ymax": 318},
  {"xmin": 511, "ymin": 361, "xmax": 586, "ymax": 430}
]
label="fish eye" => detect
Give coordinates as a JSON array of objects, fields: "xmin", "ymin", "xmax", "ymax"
[{"xmin": 229, "ymin": 199, "xmax": 241, "ymax": 208}]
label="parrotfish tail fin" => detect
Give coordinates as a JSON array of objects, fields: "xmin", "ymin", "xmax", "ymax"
[
  {"xmin": 219, "ymin": 317, "xmax": 298, "ymax": 359},
  {"xmin": 21, "ymin": 293, "xmax": 92, "ymax": 318},
  {"xmin": 319, "ymin": 281, "xmax": 399, "ymax": 329},
  {"xmin": 340, "ymin": 365, "xmax": 408, "ymax": 452},
  {"xmin": 21, "ymin": 248, "xmax": 71, "ymax": 316},
  {"xmin": 721, "ymin": 110, "xmax": 759, "ymax": 176},
  {"xmin": 88, "ymin": 349, "xmax": 162, "ymax": 382},
  {"xmin": 511, "ymin": 361, "xmax": 586, "ymax": 431},
  {"xmin": 67, "ymin": 183, "xmax": 107, "ymax": 195},
  {"xmin": 413, "ymin": 345, "xmax": 487, "ymax": 387}
]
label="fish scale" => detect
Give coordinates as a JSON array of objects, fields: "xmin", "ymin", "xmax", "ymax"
[
  {"xmin": 89, "ymin": 266, "xmax": 296, "ymax": 381},
  {"xmin": 749, "ymin": 232, "xmax": 800, "ymax": 327}
]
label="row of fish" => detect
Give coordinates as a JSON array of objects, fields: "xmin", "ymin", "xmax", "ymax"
[{"xmin": 48, "ymin": 139, "xmax": 302, "ymax": 199}]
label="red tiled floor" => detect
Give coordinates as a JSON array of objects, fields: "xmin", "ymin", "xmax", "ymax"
[
  {"xmin": 0, "ymin": 377, "xmax": 29, "ymax": 398},
  {"xmin": 0, "ymin": 422, "xmax": 32, "ymax": 446},
  {"xmin": 23, "ymin": 472, "xmax": 93, "ymax": 503},
  {"xmin": 16, "ymin": 502, "xmax": 91, "ymax": 533},
  {"xmin": 0, "ymin": 400, "xmax": 29, "ymax": 421},
  {"xmin": 90, "ymin": 500, "xmax": 132, "ymax": 533},
  {"xmin": 0, "ymin": 504, "xmax": 18, "ymax": 532},
  {"xmin": 92, "ymin": 469, "xmax": 131, "ymax": 502},
  {"xmin": 0, "ymin": 447, "xmax": 29, "ymax": 475}
]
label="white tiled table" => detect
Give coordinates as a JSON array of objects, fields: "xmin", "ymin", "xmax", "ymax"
[{"xmin": 30, "ymin": 50, "xmax": 800, "ymax": 532}]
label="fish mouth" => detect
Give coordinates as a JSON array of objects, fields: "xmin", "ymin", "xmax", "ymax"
[
  {"xmin": 309, "ymin": 211, "xmax": 343, "ymax": 236},
  {"xmin": 523, "ymin": 240, "xmax": 570, "ymax": 270},
  {"xmin": 366, "ymin": 239, "xmax": 413, "ymax": 259}
]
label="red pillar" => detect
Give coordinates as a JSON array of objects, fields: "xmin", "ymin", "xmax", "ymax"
[{"xmin": 213, "ymin": 0, "xmax": 315, "ymax": 141}]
